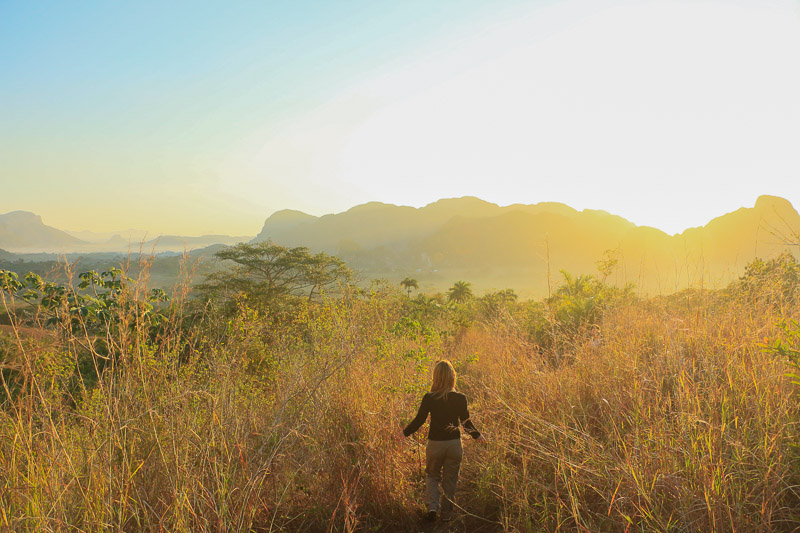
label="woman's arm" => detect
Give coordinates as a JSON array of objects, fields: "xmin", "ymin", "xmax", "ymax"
[
  {"xmin": 459, "ymin": 396, "xmax": 482, "ymax": 439},
  {"xmin": 402, "ymin": 395, "xmax": 430, "ymax": 437}
]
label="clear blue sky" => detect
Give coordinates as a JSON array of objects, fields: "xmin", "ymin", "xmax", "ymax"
[{"xmin": 2, "ymin": 0, "xmax": 799, "ymax": 235}]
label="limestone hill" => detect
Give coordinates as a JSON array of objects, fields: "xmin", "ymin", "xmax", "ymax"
[{"xmin": 253, "ymin": 196, "xmax": 800, "ymax": 297}]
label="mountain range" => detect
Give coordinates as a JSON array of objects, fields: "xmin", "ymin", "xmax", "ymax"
[
  {"xmin": 2, "ymin": 196, "xmax": 799, "ymax": 297},
  {"xmin": 0, "ymin": 211, "xmax": 252, "ymax": 254},
  {"xmin": 252, "ymin": 195, "xmax": 800, "ymax": 296}
]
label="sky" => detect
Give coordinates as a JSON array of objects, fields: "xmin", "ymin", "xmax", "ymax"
[{"xmin": 1, "ymin": 0, "xmax": 799, "ymax": 236}]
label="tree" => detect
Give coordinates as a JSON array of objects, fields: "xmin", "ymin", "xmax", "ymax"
[
  {"xmin": 730, "ymin": 252, "xmax": 800, "ymax": 310},
  {"xmin": 547, "ymin": 270, "xmax": 634, "ymax": 337},
  {"xmin": 447, "ymin": 281, "xmax": 473, "ymax": 303},
  {"xmin": 198, "ymin": 242, "xmax": 353, "ymax": 310},
  {"xmin": 479, "ymin": 289, "xmax": 518, "ymax": 318},
  {"xmin": 400, "ymin": 277, "xmax": 419, "ymax": 298},
  {"xmin": 596, "ymin": 249, "xmax": 620, "ymax": 283},
  {"xmin": 409, "ymin": 293, "xmax": 442, "ymax": 320}
]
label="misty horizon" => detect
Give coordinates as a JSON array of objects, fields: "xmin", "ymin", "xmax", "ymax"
[{"xmin": 4, "ymin": 193, "xmax": 797, "ymax": 239}]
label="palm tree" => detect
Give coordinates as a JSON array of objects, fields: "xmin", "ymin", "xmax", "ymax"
[
  {"xmin": 447, "ymin": 280, "xmax": 473, "ymax": 303},
  {"xmin": 549, "ymin": 270, "xmax": 601, "ymax": 331},
  {"xmin": 400, "ymin": 277, "xmax": 419, "ymax": 297},
  {"xmin": 412, "ymin": 294, "xmax": 442, "ymax": 318}
]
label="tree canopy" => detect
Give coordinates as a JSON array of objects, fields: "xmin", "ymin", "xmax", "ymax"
[
  {"xmin": 400, "ymin": 277, "xmax": 419, "ymax": 297},
  {"xmin": 447, "ymin": 280, "xmax": 473, "ymax": 303},
  {"xmin": 199, "ymin": 242, "xmax": 353, "ymax": 309}
]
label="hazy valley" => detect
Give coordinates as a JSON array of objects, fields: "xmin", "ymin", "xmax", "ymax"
[
  {"xmin": 3, "ymin": 195, "xmax": 798, "ymax": 297},
  {"xmin": 3, "ymin": 194, "xmax": 800, "ymax": 530}
]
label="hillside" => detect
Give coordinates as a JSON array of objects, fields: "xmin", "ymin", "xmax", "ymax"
[
  {"xmin": 254, "ymin": 195, "xmax": 800, "ymax": 296},
  {"xmin": 140, "ymin": 234, "xmax": 252, "ymax": 252},
  {"xmin": 0, "ymin": 211, "xmax": 87, "ymax": 252}
]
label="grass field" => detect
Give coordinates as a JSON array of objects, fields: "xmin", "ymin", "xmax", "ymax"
[{"xmin": 1, "ymin": 257, "xmax": 799, "ymax": 532}]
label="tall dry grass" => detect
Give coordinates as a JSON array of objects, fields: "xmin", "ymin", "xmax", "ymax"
[{"xmin": 0, "ymin": 263, "xmax": 799, "ymax": 532}]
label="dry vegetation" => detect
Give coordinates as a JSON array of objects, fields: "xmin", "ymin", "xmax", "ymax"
[{"xmin": 1, "ymin": 253, "xmax": 799, "ymax": 532}]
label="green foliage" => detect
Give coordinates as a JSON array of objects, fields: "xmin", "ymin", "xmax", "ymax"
[
  {"xmin": 730, "ymin": 252, "xmax": 800, "ymax": 310},
  {"xmin": 0, "ymin": 266, "xmax": 173, "ymax": 408},
  {"xmin": 447, "ymin": 280, "xmax": 473, "ymax": 303},
  {"xmin": 199, "ymin": 242, "xmax": 353, "ymax": 314},
  {"xmin": 222, "ymin": 303, "xmax": 279, "ymax": 398},
  {"xmin": 390, "ymin": 315, "xmax": 436, "ymax": 342},
  {"xmin": 522, "ymin": 270, "xmax": 633, "ymax": 351},
  {"xmin": 522, "ymin": 299, "xmax": 551, "ymax": 348},
  {"xmin": 766, "ymin": 319, "xmax": 800, "ymax": 388},
  {"xmin": 549, "ymin": 271, "xmax": 604, "ymax": 334},
  {"xmin": 595, "ymin": 248, "xmax": 620, "ymax": 282},
  {"xmin": 399, "ymin": 277, "xmax": 418, "ymax": 297},
  {"xmin": 477, "ymin": 289, "xmax": 518, "ymax": 320},
  {"xmin": 0, "ymin": 268, "xmax": 168, "ymax": 335},
  {"xmin": 0, "ymin": 332, "xmax": 22, "ymax": 403},
  {"xmin": 405, "ymin": 293, "xmax": 444, "ymax": 321},
  {"xmin": 390, "ymin": 316, "xmax": 439, "ymax": 374}
]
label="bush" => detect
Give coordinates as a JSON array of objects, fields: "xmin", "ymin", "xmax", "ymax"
[{"xmin": 731, "ymin": 252, "xmax": 800, "ymax": 311}]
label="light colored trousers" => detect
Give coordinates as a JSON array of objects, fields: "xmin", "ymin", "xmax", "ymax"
[{"xmin": 425, "ymin": 438, "xmax": 463, "ymax": 513}]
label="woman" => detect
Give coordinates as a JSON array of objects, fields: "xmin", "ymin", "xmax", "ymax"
[{"xmin": 401, "ymin": 360, "xmax": 486, "ymax": 522}]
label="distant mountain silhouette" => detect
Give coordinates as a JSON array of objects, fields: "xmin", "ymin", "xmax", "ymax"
[
  {"xmin": 64, "ymin": 228, "xmax": 150, "ymax": 243},
  {"xmin": 3, "ymin": 197, "xmax": 798, "ymax": 297},
  {"xmin": 0, "ymin": 211, "xmax": 252, "ymax": 253},
  {"xmin": 254, "ymin": 196, "xmax": 800, "ymax": 296},
  {"xmin": 0, "ymin": 211, "xmax": 87, "ymax": 252},
  {"xmin": 140, "ymin": 235, "xmax": 251, "ymax": 252},
  {"xmin": 255, "ymin": 197, "xmax": 581, "ymax": 249}
]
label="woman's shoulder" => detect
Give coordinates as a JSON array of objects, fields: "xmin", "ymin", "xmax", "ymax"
[{"xmin": 449, "ymin": 391, "xmax": 468, "ymax": 402}]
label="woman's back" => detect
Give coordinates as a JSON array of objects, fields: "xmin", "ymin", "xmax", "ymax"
[{"xmin": 403, "ymin": 391, "xmax": 481, "ymax": 441}]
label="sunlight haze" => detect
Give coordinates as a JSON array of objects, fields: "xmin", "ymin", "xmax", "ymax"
[{"xmin": 2, "ymin": 0, "xmax": 799, "ymax": 235}]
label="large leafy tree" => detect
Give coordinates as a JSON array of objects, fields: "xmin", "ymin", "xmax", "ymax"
[
  {"xmin": 447, "ymin": 280, "xmax": 473, "ymax": 303},
  {"xmin": 199, "ymin": 242, "xmax": 353, "ymax": 309}
]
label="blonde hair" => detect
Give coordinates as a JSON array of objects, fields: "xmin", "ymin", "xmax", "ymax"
[{"xmin": 430, "ymin": 360, "xmax": 456, "ymax": 399}]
